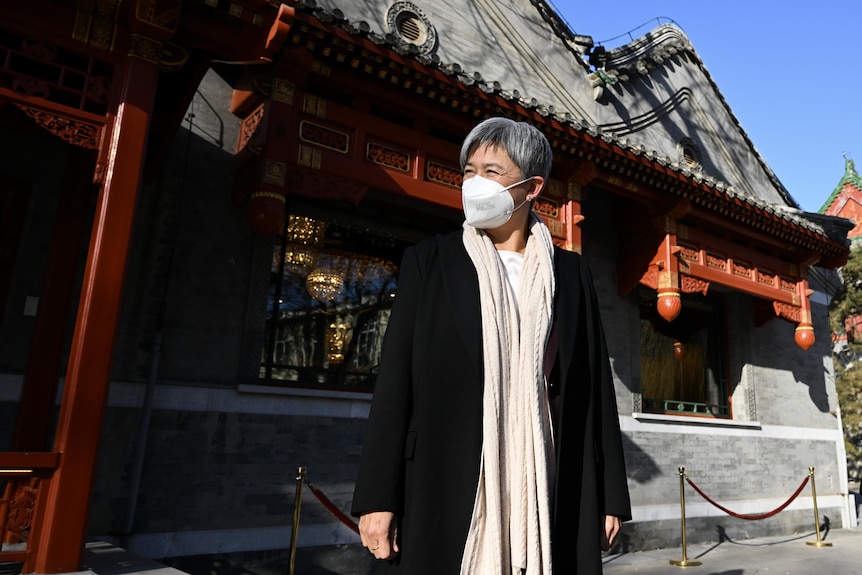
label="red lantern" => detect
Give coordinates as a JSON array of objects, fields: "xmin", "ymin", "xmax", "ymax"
[
  {"xmin": 657, "ymin": 290, "xmax": 681, "ymax": 322},
  {"xmin": 247, "ymin": 190, "xmax": 285, "ymax": 236},
  {"xmin": 794, "ymin": 323, "xmax": 815, "ymax": 351},
  {"xmin": 673, "ymin": 339, "xmax": 686, "ymax": 363}
]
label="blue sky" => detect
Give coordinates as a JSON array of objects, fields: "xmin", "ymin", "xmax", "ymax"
[{"xmin": 549, "ymin": 0, "xmax": 861, "ymax": 213}]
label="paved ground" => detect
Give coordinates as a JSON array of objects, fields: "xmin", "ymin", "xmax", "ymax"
[
  {"xmin": 602, "ymin": 526, "xmax": 862, "ymax": 574},
  {"xmin": 160, "ymin": 528, "xmax": 862, "ymax": 575},
  {"xmin": 4, "ymin": 528, "xmax": 856, "ymax": 575}
]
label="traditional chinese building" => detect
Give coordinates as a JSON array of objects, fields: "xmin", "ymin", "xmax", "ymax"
[
  {"xmin": 0, "ymin": 0, "xmax": 854, "ymax": 572},
  {"xmin": 821, "ymin": 157, "xmax": 862, "ymax": 341},
  {"xmin": 821, "ymin": 157, "xmax": 862, "ymax": 247}
]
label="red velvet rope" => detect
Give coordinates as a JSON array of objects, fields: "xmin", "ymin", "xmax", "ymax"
[
  {"xmin": 307, "ymin": 481, "xmax": 360, "ymax": 534},
  {"xmin": 685, "ymin": 475, "xmax": 809, "ymax": 520}
]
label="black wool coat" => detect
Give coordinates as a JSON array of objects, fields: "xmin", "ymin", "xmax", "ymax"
[{"xmin": 351, "ymin": 230, "xmax": 632, "ymax": 574}]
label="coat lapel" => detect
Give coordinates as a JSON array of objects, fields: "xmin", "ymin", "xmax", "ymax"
[
  {"xmin": 437, "ymin": 231, "xmax": 483, "ymax": 376},
  {"xmin": 554, "ymin": 248, "xmax": 582, "ymax": 386}
]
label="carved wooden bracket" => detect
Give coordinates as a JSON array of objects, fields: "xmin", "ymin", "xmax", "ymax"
[{"xmin": 14, "ymin": 104, "xmax": 102, "ymax": 149}]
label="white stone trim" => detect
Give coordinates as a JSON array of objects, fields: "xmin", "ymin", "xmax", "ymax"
[{"xmin": 623, "ymin": 414, "xmax": 843, "ymax": 442}]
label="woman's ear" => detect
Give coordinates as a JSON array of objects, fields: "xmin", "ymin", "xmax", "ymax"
[{"xmin": 528, "ymin": 176, "xmax": 545, "ymax": 201}]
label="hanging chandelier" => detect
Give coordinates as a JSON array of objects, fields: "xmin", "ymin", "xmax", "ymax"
[
  {"xmin": 306, "ymin": 267, "xmax": 345, "ymax": 302},
  {"xmin": 279, "ymin": 215, "xmax": 326, "ymax": 275},
  {"xmin": 280, "ymin": 244, "xmax": 318, "ymax": 275}
]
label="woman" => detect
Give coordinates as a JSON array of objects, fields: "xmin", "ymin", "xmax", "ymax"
[{"xmin": 351, "ymin": 117, "xmax": 631, "ymax": 574}]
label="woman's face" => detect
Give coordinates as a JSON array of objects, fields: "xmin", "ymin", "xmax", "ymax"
[{"xmin": 463, "ymin": 143, "xmax": 533, "ymax": 210}]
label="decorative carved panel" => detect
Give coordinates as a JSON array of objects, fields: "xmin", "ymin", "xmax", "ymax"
[
  {"xmin": 534, "ymin": 197, "xmax": 559, "ymax": 219},
  {"xmin": 11, "ymin": 76, "xmax": 50, "ymax": 99},
  {"xmin": 773, "ymin": 301, "xmax": 802, "ymax": 324},
  {"xmin": 272, "ymin": 78, "xmax": 295, "ymax": 105},
  {"xmin": 732, "ymin": 259, "xmax": 753, "ymax": 279},
  {"xmin": 136, "ymin": 0, "xmax": 182, "ymax": 33},
  {"xmin": 73, "ymin": 0, "xmax": 122, "ymax": 51},
  {"xmin": 128, "ymin": 34, "xmax": 163, "ymax": 64},
  {"xmin": 299, "ymin": 120, "xmax": 348, "ymax": 153},
  {"xmin": 757, "ymin": 269, "xmax": 776, "ymax": 286},
  {"xmin": 2, "ymin": 29, "xmax": 114, "ymax": 115},
  {"xmin": 705, "ymin": 251, "xmax": 727, "ymax": 271},
  {"xmin": 366, "ymin": 142, "xmax": 410, "ymax": 172},
  {"xmin": 666, "ymin": 238, "xmax": 805, "ymax": 308},
  {"xmin": 678, "ymin": 243, "xmax": 699, "ymax": 262},
  {"xmin": 261, "ymin": 159, "xmax": 287, "ymax": 186},
  {"xmin": 779, "ymin": 277, "xmax": 796, "ymax": 292},
  {"xmin": 680, "ymin": 275, "xmax": 709, "ymax": 295},
  {"xmin": 3, "ymin": 478, "xmax": 40, "ymax": 544},
  {"xmin": 14, "ymin": 105, "xmax": 101, "ymax": 149},
  {"xmin": 238, "ymin": 103, "xmax": 266, "ymax": 154},
  {"xmin": 425, "ymin": 161, "xmax": 462, "ymax": 188}
]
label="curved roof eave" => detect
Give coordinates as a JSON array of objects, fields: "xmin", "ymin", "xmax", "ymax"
[
  {"xmin": 287, "ymin": 2, "xmax": 847, "ymax": 259},
  {"xmin": 600, "ymin": 23, "xmax": 800, "ymax": 211}
]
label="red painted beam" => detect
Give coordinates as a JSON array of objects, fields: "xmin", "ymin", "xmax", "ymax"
[{"xmin": 0, "ymin": 452, "xmax": 60, "ymax": 473}]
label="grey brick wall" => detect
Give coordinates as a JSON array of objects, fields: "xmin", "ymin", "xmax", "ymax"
[
  {"xmin": 87, "ymin": 387, "xmax": 369, "ymax": 543},
  {"xmin": 113, "ymin": 69, "xmax": 252, "ymax": 386},
  {"xmin": 582, "ymin": 188, "xmax": 639, "ymax": 415}
]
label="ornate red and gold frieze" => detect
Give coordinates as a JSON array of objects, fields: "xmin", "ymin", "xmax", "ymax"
[
  {"xmin": 366, "ymin": 141, "xmax": 411, "ymax": 172},
  {"xmin": 13, "ymin": 105, "xmax": 102, "ymax": 149},
  {"xmin": 631, "ymin": 227, "xmax": 816, "ymax": 348},
  {"xmin": 425, "ymin": 160, "xmax": 461, "ymax": 188},
  {"xmin": 299, "ymin": 120, "xmax": 349, "ymax": 153}
]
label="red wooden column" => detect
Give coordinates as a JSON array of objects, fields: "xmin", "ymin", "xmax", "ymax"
[
  {"xmin": 26, "ymin": 50, "xmax": 160, "ymax": 574},
  {"xmin": 560, "ymin": 181, "xmax": 584, "ymax": 253}
]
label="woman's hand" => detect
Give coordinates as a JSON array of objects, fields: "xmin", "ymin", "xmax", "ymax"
[
  {"xmin": 600, "ymin": 514, "xmax": 621, "ymax": 551},
  {"xmin": 359, "ymin": 511, "xmax": 399, "ymax": 559}
]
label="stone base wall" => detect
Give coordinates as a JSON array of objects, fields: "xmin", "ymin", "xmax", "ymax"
[{"xmin": 72, "ymin": 380, "xmax": 853, "ymax": 560}]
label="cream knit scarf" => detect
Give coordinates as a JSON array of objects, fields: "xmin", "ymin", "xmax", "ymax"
[{"xmin": 460, "ymin": 213, "xmax": 556, "ymax": 575}]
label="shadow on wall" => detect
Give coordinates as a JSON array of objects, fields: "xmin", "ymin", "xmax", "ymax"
[
  {"xmin": 621, "ymin": 433, "xmax": 662, "ymax": 485},
  {"xmin": 725, "ymin": 305, "xmax": 833, "ymax": 415}
]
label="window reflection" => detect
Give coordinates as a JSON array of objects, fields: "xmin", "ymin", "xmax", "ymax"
[
  {"xmin": 261, "ymin": 215, "xmax": 400, "ymax": 390},
  {"xmin": 639, "ymin": 288, "xmax": 729, "ymax": 417}
]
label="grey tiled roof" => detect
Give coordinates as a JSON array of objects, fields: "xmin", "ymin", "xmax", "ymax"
[{"xmin": 296, "ymin": 0, "xmax": 847, "ymax": 248}]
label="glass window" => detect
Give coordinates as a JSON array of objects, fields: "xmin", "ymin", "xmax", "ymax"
[
  {"xmin": 260, "ymin": 214, "xmax": 406, "ymax": 391},
  {"xmin": 639, "ymin": 287, "xmax": 729, "ymax": 417}
]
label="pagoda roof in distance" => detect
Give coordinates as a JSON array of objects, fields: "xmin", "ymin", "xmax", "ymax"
[{"xmin": 820, "ymin": 156, "xmax": 862, "ymax": 213}]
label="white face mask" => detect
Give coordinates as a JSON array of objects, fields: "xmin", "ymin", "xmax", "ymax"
[{"xmin": 461, "ymin": 175, "xmax": 533, "ymax": 229}]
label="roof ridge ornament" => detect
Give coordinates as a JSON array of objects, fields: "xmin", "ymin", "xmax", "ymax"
[{"xmin": 844, "ymin": 153, "xmax": 857, "ymax": 177}]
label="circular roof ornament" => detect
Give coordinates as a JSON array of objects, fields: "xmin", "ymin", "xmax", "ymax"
[{"xmin": 386, "ymin": 2, "xmax": 437, "ymax": 55}]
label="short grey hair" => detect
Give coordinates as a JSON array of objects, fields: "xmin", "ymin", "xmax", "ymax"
[{"xmin": 459, "ymin": 117, "xmax": 553, "ymax": 181}]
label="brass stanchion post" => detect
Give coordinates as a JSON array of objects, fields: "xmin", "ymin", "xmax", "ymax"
[
  {"xmin": 806, "ymin": 466, "xmax": 832, "ymax": 547},
  {"xmin": 289, "ymin": 466, "xmax": 308, "ymax": 575},
  {"xmin": 670, "ymin": 466, "xmax": 702, "ymax": 567}
]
